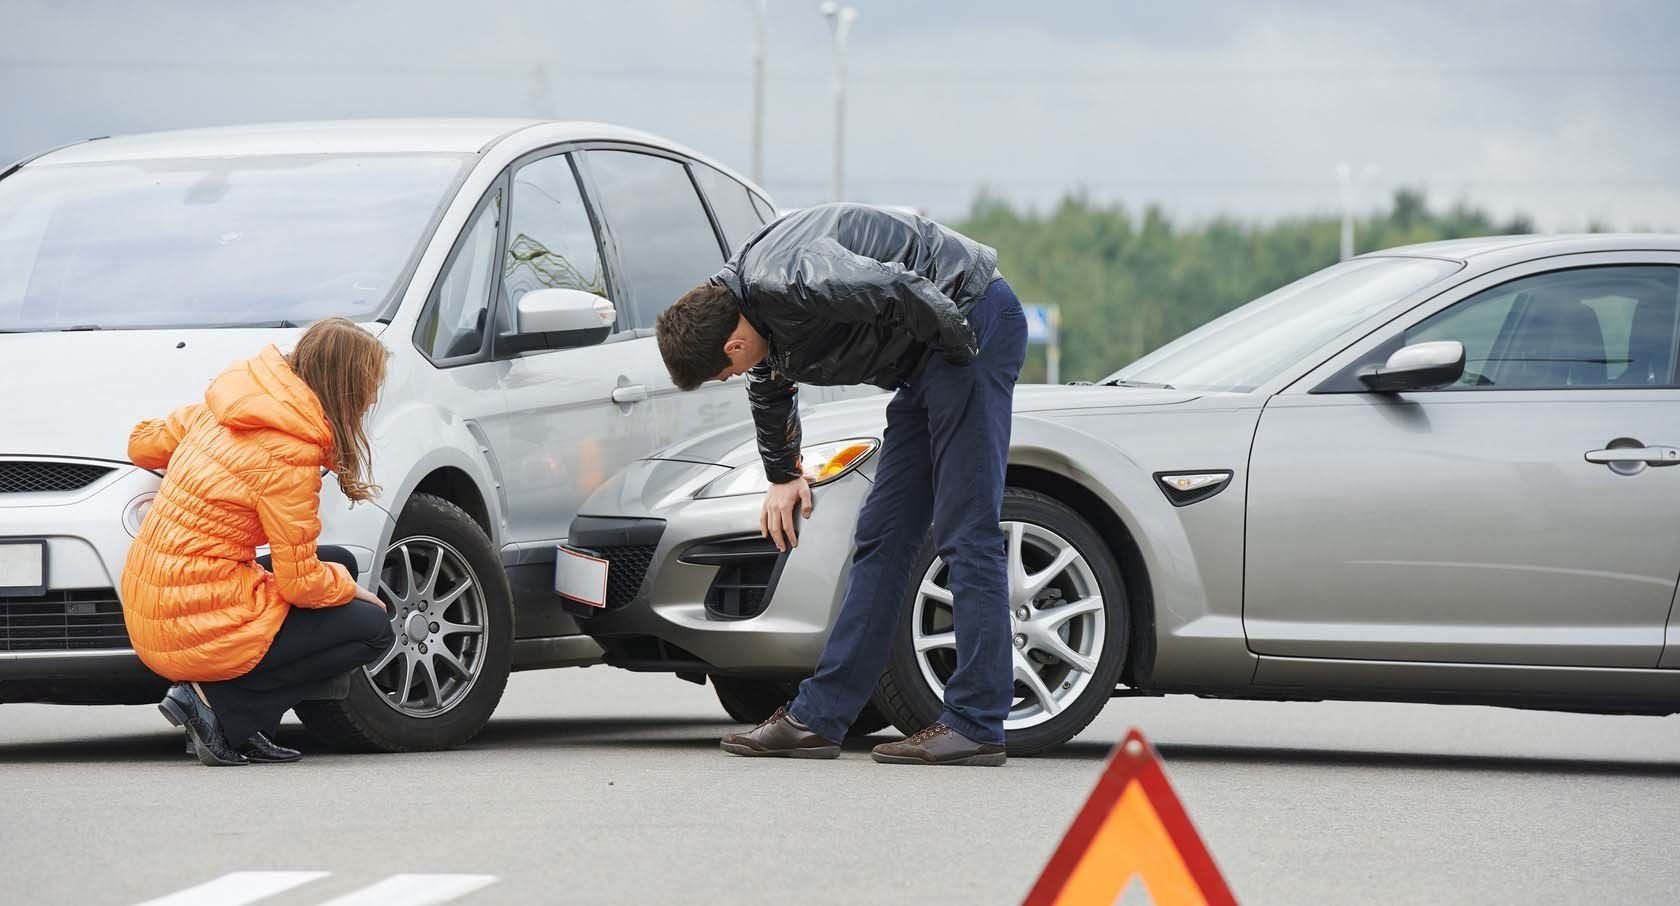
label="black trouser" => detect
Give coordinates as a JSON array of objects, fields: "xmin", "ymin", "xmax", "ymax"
[{"xmin": 199, "ymin": 551, "xmax": 394, "ymax": 744}]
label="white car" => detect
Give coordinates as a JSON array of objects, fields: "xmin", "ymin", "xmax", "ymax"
[{"xmin": 0, "ymin": 119, "xmax": 859, "ymax": 750}]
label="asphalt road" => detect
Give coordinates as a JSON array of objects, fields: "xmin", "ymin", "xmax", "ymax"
[{"xmin": 2, "ymin": 667, "xmax": 1678, "ymax": 905}]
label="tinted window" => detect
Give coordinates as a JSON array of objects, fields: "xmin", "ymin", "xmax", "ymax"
[
  {"xmin": 501, "ymin": 154, "xmax": 608, "ymax": 335},
  {"xmin": 694, "ymin": 164, "xmax": 766, "ymax": 254},
  {"xmin": 1408, "ymin": 265, "xmax": 1679, "ymax": 389},
  {"xmin": 417, "ymin": 191, "xmax": 500, "ymax": 360},
  {"xmin": 584, "ymin": 151, "xmax": 725, "ymax": 328},
  {"xmin": 0, "ymin": 154, "xmax": 467, "ymax": 331}
]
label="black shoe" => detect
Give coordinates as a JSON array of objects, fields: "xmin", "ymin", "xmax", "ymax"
[
  {"xmin": 720, "ymin": 705, "xmax": 840, "ymax": 759},
  {"xmin": 158, "ymin": 684, "xmax": 248, "ymax": 767},
  {"xmin": 239, "ymin": 733, "xmax": 302, "ymax": 764}
]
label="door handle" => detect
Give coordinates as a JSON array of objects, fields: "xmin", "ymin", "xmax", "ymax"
[
  {"xmin": 1585, "ymin": 445, "xmax": 1680, "ymax": 467},
  {"xmin": 611, "ymin": 384, "xmax": 649, "ymax": 405}
]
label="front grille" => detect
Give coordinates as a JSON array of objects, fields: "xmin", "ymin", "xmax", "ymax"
[
  {"xmin": 0, "ymin": 588, "xmax": 132, "ymax": 651},
  {"xmin": 597, "ymin": 545, "xmax": 657, "ymax": 609},
  {"xmin": 0, "ymin": 461, "xmax": 114, "ymax": 495}
]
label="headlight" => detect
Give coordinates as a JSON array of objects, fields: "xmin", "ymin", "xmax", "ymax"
[
  {"xmin": 696, "ymin": 439, "xmax": 879, "ymax": 499},
  {"xmin": 122, "ymin": 492, "xmax": 157, "ymax": 537}
]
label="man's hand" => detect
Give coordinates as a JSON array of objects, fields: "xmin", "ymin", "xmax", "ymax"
[
  {"xmin": 353, "ymin": 584, "xmax": 387, "ymax": 611},
  {"xmin": 760, "ymin": 477, "xmax": 815, "ymax": 552}
]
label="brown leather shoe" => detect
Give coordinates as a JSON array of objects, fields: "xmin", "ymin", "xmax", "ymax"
[
  {"xmin": 720, "ymin": 705, "xmax": 840, "ymax": 759},
  {"xmin": 871, "ymin": 723, "xmax": 1006, "ymax": 766}
]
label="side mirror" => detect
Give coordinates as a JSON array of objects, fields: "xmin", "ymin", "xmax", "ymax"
[
  {"xmin": 1358, "ymin": 340, "xmax": 1466, "ymax": 393},
  {"xmin": 502, "ymin": 288, "xmax": 616, "ymax": 353}
]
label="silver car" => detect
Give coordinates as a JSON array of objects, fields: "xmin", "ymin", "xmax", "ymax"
[
  {"xmin": 563, "ymin": 234, "xmax": 1680, "ymax": 754},
  {"xmin": 0, "ymin": 119, "xmax": 875, "ymax": 751}
]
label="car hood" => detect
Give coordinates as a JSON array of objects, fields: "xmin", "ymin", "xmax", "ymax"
[
  {"xmin": 0, "ymin": 326, "xmax": 385, "ymax": 462},
  {"xmin": 652, "ymin": 383, "xmax": 1198, "ymax": 469}
]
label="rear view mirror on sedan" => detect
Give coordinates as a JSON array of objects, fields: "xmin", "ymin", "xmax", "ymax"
[
  {"xmin": 503, "ymin": 288, "xmax": 617, "ymax": 353},
  {"xmin": 1358, "ymin": 340, "xmax": 1465, "ymax": 392}
]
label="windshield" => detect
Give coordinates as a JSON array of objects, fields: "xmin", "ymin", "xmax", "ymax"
[
  {"xmin": 0, "ymin": 153, "xmax": 469, "ymax": 331},
  {"xmin": 1105, "ymin": 256, "xmax": 1461, "ymax": 392}
]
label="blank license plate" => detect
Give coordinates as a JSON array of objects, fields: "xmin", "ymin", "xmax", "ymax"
[
  {"xmin": 555, "ymin": 546, "xmax": 609, "ymax": 608},
  {"xmin": 0, "ymin": 541, "xmax": 47, "ymax": 595}
]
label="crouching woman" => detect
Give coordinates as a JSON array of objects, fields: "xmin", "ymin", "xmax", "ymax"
[{"xmin": 120, "ymin": 318, "xmax": 395, "ymax": 766}]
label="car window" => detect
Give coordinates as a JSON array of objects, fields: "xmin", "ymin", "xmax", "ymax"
[
  {"xmin": 1407, "ymin": 265, "xmax": 1679, "ymax": 389},
  {"xmin": 1110, "ymin": 256, "xmax": 1460, "ymax": 392},
  {"xmin": 749, "ymin": 192, "xmax": 776, "ymax": 223},
  {"xmin": 693, "ymin": 164, "xmax": 766, "ymax": 254},
  {"xmin": 501, "ymin": 154, "xmax": 608, "ymax": 337},
  {"xmin": 416, "ymin": 191, "xmax": 499, "ymax": 361},
  {"xmin": 583, "ymin": 150, "xmax": 725, "ymax": 329}
]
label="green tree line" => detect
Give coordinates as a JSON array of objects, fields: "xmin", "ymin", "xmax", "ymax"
[{"xmin": 953, "ymin": 189, "xmax": 1549, "ymax": 383}]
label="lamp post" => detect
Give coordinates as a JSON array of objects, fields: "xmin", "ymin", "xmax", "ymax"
[
  {"xmin": 1337, "ymin": 161, "xmax": 1380, "ymax": 260},
  {"xmin": 750, "ymin": 0, "xmax": 768, "ymax": 186},
  {"xmin": 819, "ymin": 2, "xmax": 857, "ymax": 202}
]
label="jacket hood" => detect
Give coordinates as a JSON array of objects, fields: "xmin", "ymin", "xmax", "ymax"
[{"xmin": 205, "ymin": 345, "xmax": 333, "ymax": 455}]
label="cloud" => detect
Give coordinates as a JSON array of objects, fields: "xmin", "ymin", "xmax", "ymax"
[{"xmin": 2, "ymin": 0, "xmax": 1675, "ymax": 228}]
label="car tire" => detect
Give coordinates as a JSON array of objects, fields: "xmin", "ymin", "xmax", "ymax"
[
  {"xmin": 873, "ymin": 488, "xmax": 1129, "ymax": 756},
  {"xmin": 297, "ymin": 493, "xmax": 513, "ymax": 753},
  {"xmin": 712, "ymin": 676, "xmax": 892, "ymax": 737},
  {"xmin": 711, "ymin": 676, "xmax": 789, "ymax": 724}
]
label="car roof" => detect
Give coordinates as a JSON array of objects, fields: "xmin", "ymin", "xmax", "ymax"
[
  {"xmin": 25, "ymin": 119, "xmax": 544, "ymax": 164},
  {"xmin": 18, "ymin": 118, "xmax": 772, "ymax": 204},
  {"xmin": 21, "ymin": 119, "xmax": 757, "ymax": 181},
  {"xmin": 1364, "ymin": 233, "xmax": 1680, "ymax": 263}
]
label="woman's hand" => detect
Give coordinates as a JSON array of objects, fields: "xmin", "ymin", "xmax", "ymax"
[{"xmin": 353, "ymin": 584, "xmax": 387, "ymax": 611}]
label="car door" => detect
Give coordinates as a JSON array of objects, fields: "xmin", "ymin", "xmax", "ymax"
[
  {"xmin": 575, "ymin": 148, "xmax": 740, "ymax": 448},
  {"xmin": 1245, "ymin": 256, "xmax": 1680, "ymax": 668},
  {"xmin": 481, "ymin": 149, "xmax": 664, "ymax": 548}
]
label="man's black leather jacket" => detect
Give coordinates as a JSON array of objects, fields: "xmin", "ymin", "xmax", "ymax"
[{"xmin": 712, "ymin": 203, "xmax": 1000, "ymax": 483}]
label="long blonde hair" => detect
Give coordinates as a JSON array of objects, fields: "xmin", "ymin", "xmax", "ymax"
[{"xmin": 287, "ymin": 318, "xmax": 387, "ymax": 502}]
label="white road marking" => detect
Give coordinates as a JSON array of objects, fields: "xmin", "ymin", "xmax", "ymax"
[
  {"xmin": 134, "ymin": 871, "xmax": 329, "ymax": 906},
  {"xmin": 316, "ymin": 874, "xmax": 500, "ymax": 905}
]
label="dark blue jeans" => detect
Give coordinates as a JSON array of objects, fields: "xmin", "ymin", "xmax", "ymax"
[{"xmin": 790, "ymin": 278, "xmax": 1028, "ymax": 745}]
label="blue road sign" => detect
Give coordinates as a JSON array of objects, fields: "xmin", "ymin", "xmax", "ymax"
[{"xmin": 1022, "ymin": 304, "xmax": 1056, "ymax": 344}]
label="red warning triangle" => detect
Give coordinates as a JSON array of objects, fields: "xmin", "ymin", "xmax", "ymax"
[{"xmin": 1023, "ymin": 728, "xmax": 1237, "ymax": 906}]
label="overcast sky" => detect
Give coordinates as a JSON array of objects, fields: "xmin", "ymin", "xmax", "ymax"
[{"xmin": 3, "ymin": 1, "xmax": 1677, "ymax": 230}]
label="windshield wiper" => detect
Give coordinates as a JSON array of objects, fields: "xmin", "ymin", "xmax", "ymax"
[{"xmin": 1104, "ymin": 378, "xmax": 1176, "ymax": 390}]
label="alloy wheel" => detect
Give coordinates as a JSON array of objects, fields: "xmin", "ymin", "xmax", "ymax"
[
  {"xmin": 366, "ymin": 536, "xmax": 489, "ymax": 718},
  {"xmin": 910, "ymin": 520, "xmax": 1106, "ymax": 730}
]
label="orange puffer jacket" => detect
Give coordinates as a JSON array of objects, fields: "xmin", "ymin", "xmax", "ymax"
[{"xmin": 120, "ymin": 346, "xmax": 359, "ymax": 681}]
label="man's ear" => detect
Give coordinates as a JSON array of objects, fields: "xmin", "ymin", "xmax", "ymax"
[{"xmin": 723, "ymin": 332, "xmax": 747, "ymax": 358}]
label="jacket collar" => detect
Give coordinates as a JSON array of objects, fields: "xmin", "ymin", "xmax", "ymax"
[{"xmin": 714, "ymin": 266, "xmax": 774, "ymax": 342}]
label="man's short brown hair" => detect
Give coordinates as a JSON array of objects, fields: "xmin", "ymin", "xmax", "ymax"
[{"xmin": 656, "ymin": 281, "xmax": 740, "ymax": 391}]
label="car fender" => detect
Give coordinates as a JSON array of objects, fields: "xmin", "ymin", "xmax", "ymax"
[
  {"xmin": 1006, "ymin": 408, "xmax": 1259, "ymax": 689},
  {"xmin": 320, "ymin": 396, "xmax": 506, "ymax": 566}
]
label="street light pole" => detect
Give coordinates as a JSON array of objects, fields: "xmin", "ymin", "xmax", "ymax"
[
  {"xmin": 1336, "ymin": 161, "xmax": 1379, "ymax": 261},
  {"xmin": 820, "ymin": 2, "xmax": 856, "ymax": 202},
  {"xmin": 750, "ymin": 0, "xmax": 768, "ymax": 186}
]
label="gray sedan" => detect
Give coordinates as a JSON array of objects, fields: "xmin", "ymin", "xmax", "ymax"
[{"xmin": 562, "ymin": 234, "xmax": 1680, "ymax": 754}]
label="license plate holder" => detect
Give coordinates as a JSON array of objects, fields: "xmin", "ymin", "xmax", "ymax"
[
  {"xmin": 0, "ymin": 539, "xmax": 48, "ymax": 596},
  {"xmin": 554, "ymin": 545, "xmax": 609, "ymax": 609}
]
